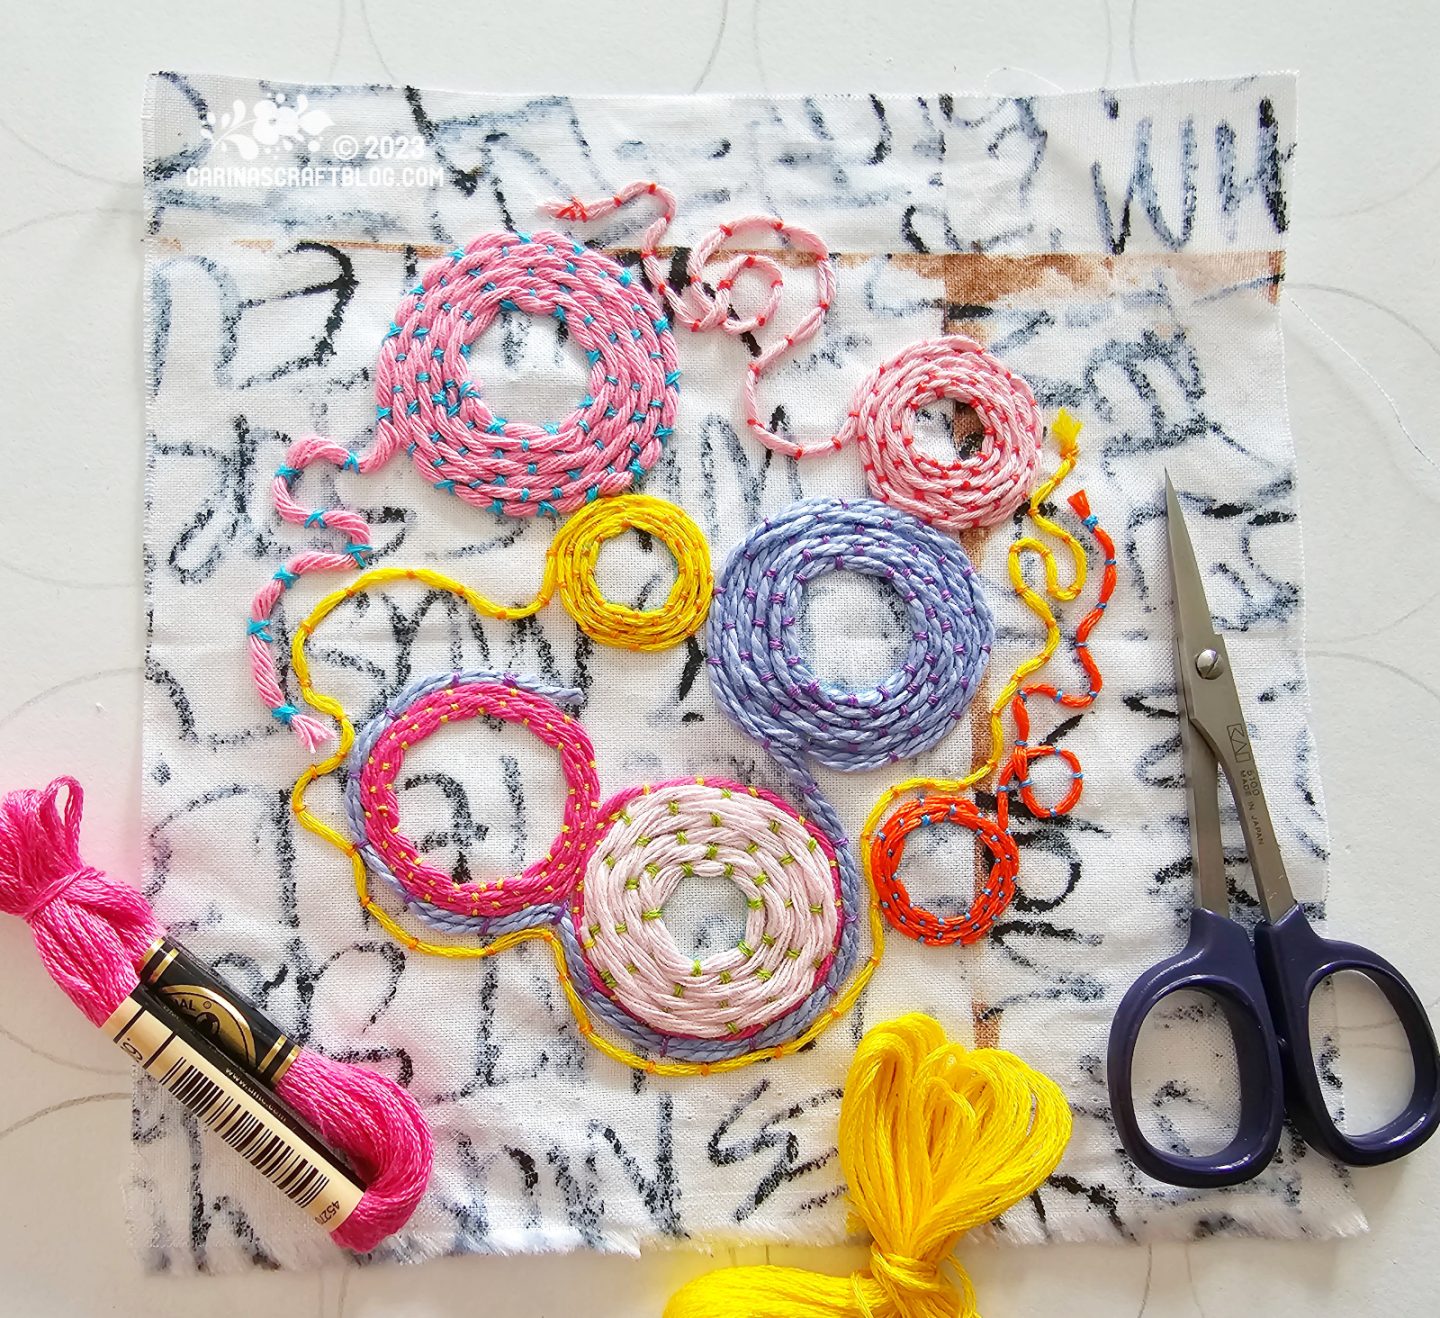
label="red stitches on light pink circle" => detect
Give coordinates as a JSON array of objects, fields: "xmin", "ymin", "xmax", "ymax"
[
  {"xmin": 545, "ymin": 182, "xmax": 1043, "ymax": 533},
  {"xmin": 356, "ymin": 681, "xmax": 603, "ymax": 918},
  {"xmin": 840, "ymin": 335, "xmax": 1042, "ymax": 531}
]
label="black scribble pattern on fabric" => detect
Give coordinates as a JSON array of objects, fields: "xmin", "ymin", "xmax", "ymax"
[
  {"xmin": 546, "ymin": 1144, "xmax": 605, "ymax": 1249},
  {"xmin": 148, "ymin": 257, "xmax": 241, "ymax": 391},
  {"xmin": 206, "ymin": 1199, "xmax": 284, "ymax": 1271},
  {"xmin": 134, "ymin": 75, "xmax": 1349, "ymax": 1266},
  {"xmin": 401, "ymin": 770, "xmax": 492, "ymax": 878},
  {"xmin": 1091, "ymin": 98, "xmax": 1291, "ymax": 254},
  {"xmin": 403, "ymin": 90, "xmax": 603, "ymax": 233},
  {"xmin": 238, "ymin": 242, "xmax": 357, "ymax": 386},
  {"xmin": 1092, "ymin": 116, "xmax": 1199, "ymax": 253},
  {"xmin": 1006, "ymin": 839, "xmax": 1083, "ymax": 914},
  {"xmin": 1217, "ymin": 98, "xmax": 1291, "ymax": 237},
  {"xmin": 590, "ymin": 1097, "xmax": 685, "ymax": 1239},
  {"xmin": 286, "ymin": 937, "xmax": 408, "ymax": 1034},
  {"xmin": 437, "ymin": 1136, "xmax": 492, "ymax": 1250},
  {"xmin": 707, "ymin": 1080, "xmax": 845, "ymax": 1222},
  {"xmin": 161, "ymin": 418, "xmax": 268, "ymax": 586},
  {"xmin": 146, "ymin": 73, "xmax": 214, "ymax": 188},
  {"xmin": 1042, "ymin": 1173, "xmax": 1130, "ymax": 1237},
  {"xmin": 697, "ymin": 412, "xmax": 805, "ymax": 542},
  {"xmin": 949, "ymin": 96, "xmax": 1049, "ymax": 200},
  {"xmin": 145, "ymin": 654, "xmax": 198, "ymax": 743}
]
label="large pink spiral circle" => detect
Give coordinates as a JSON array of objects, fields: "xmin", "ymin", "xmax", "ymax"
[{"xmin": 372, "ymin": 230, "xmax": 681, "ymax": 519}]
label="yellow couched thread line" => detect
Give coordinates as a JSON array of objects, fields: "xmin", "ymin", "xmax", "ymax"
[
  {"xmin": 283, "ymin": 492, "xmax": 885, "ymax": 1076},
  {"xmin": 292, "ymin": 745, "xmax": 888, "ymax": 1076},
  {"xmin": 282, "ymin": 420, "xmax": 1085, "ymax": 1077},
  {"xmin": 859, "ymin": 410, "xmax": 1087, "ymax": 848}
]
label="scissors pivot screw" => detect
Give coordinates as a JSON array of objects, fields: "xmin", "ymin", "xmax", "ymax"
[{"xmin": 1195, "ymin": 648, "xmax": 1224, "ymax": 679}]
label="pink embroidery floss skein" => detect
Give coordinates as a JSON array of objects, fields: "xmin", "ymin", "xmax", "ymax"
[
  {"xmin": 0, "ymin": 776, "xmax": 433, "ymax": 1253},
  {"xmin": 545, "ymin": 180, "xmax": 1043, "ymax": 533}
]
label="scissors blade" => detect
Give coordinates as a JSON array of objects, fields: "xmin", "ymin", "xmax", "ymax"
[
  {"xmin": 1165, "ymin": 474, "xmax": 1298, "ymax": 922},
  {"xmin": 1176, "ymin": 637, "xmax": 1230, "ymax": 916},
  {"xmin": 1165, "ymin": 475, "xmax": 1220, "ymax": 659}
]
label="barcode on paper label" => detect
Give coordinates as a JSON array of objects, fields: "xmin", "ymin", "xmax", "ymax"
[{"xmin": 104, "ymin": 992, "xmax": 363, "ymax": 1231}]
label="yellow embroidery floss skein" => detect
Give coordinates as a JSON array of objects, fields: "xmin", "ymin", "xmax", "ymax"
[{"xmin": 665, "ymin": 1014, "xmax": 1072, "ymax": 1318}]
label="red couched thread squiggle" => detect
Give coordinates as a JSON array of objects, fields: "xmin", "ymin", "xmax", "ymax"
[
  {"xmin": 0, "ymin": 777, "xmax": 432, "ymax": 1252},
  {"xmin": 998, "ymin": 489, "xmax": 1117, "ymax": 823},
  {"xmin": 544, "ymin": 181, "xmax": 1043, "ymax": 533}
]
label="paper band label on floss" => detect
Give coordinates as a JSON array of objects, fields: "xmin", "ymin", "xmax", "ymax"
[
  {"xmin": 139, "ymin": 936, "xmax": 301, "ymax": 1085},
  {"xmin": 103, "ymin": 988, "xmax": 363, "ymax": 1231}
]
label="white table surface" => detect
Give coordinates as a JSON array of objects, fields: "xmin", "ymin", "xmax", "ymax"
[{"xmin": 3, "ymin": 2, "xmax": 1439, "ymax": 1315}]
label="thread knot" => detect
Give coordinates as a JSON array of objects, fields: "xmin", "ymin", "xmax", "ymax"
[{"xmin": 869, "ymin": 1246, "xmax": 947, "ymax": 1302}]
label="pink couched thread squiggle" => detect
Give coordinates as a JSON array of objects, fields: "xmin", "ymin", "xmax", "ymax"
[
  {"xmin": 248, "ymin": 431, "xmax": 374, "ymax": 750},
  {"xmin": 247, "ymin": 228, "xmax": 682, "ymax": 749},
  {"xmin": 544, "ymin": 180, "xmax": 1042, "ymax": 533},
  {"xmin": 0, "ymin": 777, "xmax": 432, "ymax": 1252}
]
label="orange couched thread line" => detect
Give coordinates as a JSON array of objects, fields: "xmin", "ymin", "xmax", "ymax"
[
  {"xmin": 997, "ymin": 487, "xmax": 1118, "ymax": 829},
  {"xmin": 865, "ymin": 411, "xmax": 1117, "ymax": 946}
]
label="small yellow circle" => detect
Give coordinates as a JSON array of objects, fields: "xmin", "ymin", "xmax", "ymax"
[{"xmin": 548, "ymin": 494, "xmax": 712, "ymax": 650}]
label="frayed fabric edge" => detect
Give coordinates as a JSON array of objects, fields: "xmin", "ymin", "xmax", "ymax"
[{"xmin": 131, "ymin": 1207, "xmax": 1370, "ymax": 1277}]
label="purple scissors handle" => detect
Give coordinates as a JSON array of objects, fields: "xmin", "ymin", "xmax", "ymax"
[
  {"xmin": 1107, "ymin": 478, "xmax": 1439, "ymax": 1187},
  {"xmin": 1107, "ymin": 908, "xmax": 1284, "ymax": 1187},
  {"xmin": 1255, "ymin": 905, "xmax": 1439, "ymax": 1166}
]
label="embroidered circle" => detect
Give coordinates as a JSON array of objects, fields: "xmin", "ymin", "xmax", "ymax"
[
  {"xmin": 374, "ymin": 230, "xmax": 680, "ymax": 519},
  {"xmin": 344, "ymin": 672, "xmax": 603, "ymax": 923},
  {"xmin": 860, "ymin": 427, "xmax": 1119, "ymax": 949},
  {"xmin": 706, "ymin": 497, "xmax": 995, "ymax": 773},
  {"xmin": 840, "ymin": 335, "xmax": 1042, "ymax": 532},
  {"xmin": 867, "ymin": 796, "xmax": 1020, "ymax": 946},
  {"xmin": 1009, "ymin": 741, "xmax": 1085, "ymax": 819},
  {"xmin": 545, "ymin": 186, "xmax": 1041, "ymax": 530},
  {"xmin": 572, "ymin": 780, "xmax": 843, "ymax": 1040},
  {"xmin": 549, "ymin": 494, "xmax": 713, "ymax": 650}
]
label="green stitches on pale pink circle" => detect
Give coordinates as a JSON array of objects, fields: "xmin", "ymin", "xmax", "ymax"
[{"xmin": 573, "ymin": 778, "xmax": 844, "ymax": 1041}]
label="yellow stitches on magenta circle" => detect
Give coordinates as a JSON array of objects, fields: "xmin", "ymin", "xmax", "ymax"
[
  {"xmin": 347, "ymin": 675, "xmax": 603, "ymax": 920},
  {"xmin": 574, "ymin": 780, "xmax": 844, "ymax": 1041},
  {"xmin": 549, "ymin": 493, "xmax": 712, "ymax": 650}
]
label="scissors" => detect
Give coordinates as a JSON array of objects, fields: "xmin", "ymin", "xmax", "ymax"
[{"xmin": 1106, "ymin": 475, "xmax": 1440, "ymax": 1187}]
